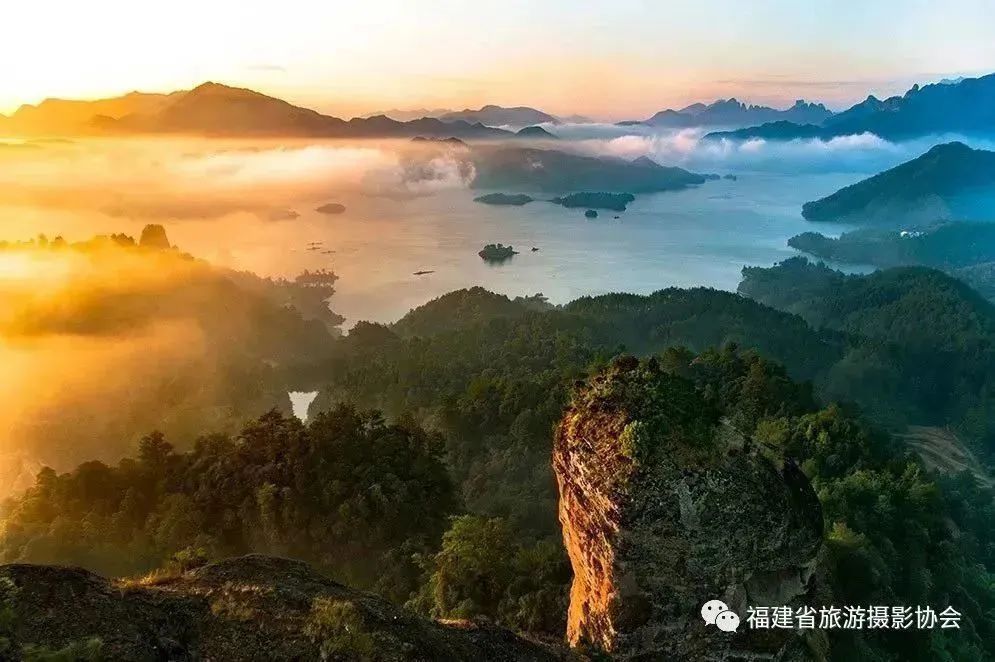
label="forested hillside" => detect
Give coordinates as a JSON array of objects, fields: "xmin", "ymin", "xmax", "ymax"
[{"xmin": 3, "ymin": 281, "xmax": 995, "ymax": 660}]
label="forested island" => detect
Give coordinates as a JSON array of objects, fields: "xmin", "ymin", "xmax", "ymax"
[
  {"xmin": 478, "ymin": 243, "xmax": 518, "ymax": 261},
  {"xmin": 473, "ymin": 193, "xmax": 535, "ymax": 206},
  {"xmin": 550, "ymin": 192, "xmax": 635, "ymax": 211}
]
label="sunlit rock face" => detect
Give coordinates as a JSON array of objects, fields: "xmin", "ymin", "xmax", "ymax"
[{"xmin": 552, "ymin": 357, "xmax": 824, "ymax": 660}]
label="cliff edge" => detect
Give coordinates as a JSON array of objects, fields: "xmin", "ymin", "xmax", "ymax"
[
  {"xmin": 552, "ymin": 357, "xmax": 824, "ymax": 660},
  {"xmin": 0, "ymin": 554, "xmax": 563, "ymax": 661}
]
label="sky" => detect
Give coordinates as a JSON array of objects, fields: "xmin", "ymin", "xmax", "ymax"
[{"xmin": 1, "ymin": 0, "xmax": 993, "ymax": 120}]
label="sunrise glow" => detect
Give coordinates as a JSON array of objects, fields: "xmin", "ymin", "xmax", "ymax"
[{"xmin": 3, "ymin": 0, "xmax": 994, "ymax": 119}]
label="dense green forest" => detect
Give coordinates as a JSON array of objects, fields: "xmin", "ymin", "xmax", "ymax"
[
  {"xmin": 741, "ymin": 257, "xmax": 995, "ymax": 461},
  {"xmin": 4, "ymin": 261, "xmax": 995, "ymax": 660},
  {"xmin": 788, "ymin": 223, "xmax": 995, "ymax": 300},
  {"xmin": 789, "ymin": 223, "xmax": 995, "ymax": 270}
]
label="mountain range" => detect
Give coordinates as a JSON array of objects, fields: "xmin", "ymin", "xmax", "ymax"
[
  {"xmin": 362, "ymin": 107, "xmax": 454, "ymax": 122},
  {"xmin": 619, "ymin": 98, "xmax": 833, "ymax": 129},
  {"xmin": 438, "ymin": 104, "xmax": 559, "ymax": 127},
  {"xmin": 0, "ymin": 83, "xmax": 513, "ymax": 139},
  {"xmin": 707, "ymin": 73, "xmax": 995, "ymax": 141}
]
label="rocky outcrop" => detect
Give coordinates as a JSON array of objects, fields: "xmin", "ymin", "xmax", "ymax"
[
  {"xmin": 553, "ymin": 357, "xmax": 824, "ymax": 660},
  {"xmin": 138, "ymin": 223, "xmax": 170, "ymax": 249},
  {"xmin": 0, "ymin": 555, "xmax": 563, "ymax": 661}
]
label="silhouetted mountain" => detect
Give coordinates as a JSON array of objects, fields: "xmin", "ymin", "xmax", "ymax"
[
  {"xmin": 515, "ymin": 125, "xmax": 558, "ymax": 139},
  {"xmin": 440, "ymin": 105, "xmax": 558, "ymax": 127},
  {"xmin": 707, "ymin": 73, "xmax": 995, "ymax": 141},
  {"xmin": 0, "ymin": 90, "xmax": 179, "ymax": 135},
  {"xmin": 0, "ymin": 83, "xmax": 513, "ymax": 139},
  {"xmin": 705, "ymin": 121, "xmax": 826, "ymax": 141},
  {"xmin": 557, "ymin": 114, "xmax": 594, "ymax": 124},
  {"xmin": 362, "ymin": 107, "xmax": 454, "ymax": 121},
  {"xmin": 621, "ymin": 98, "xmax": 832, "ymax": 129},
  {"xmin": 801, "ymin": 142, "xmax": 995, "ymax": 225}
]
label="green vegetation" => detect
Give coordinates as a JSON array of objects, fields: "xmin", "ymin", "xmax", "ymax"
[
  {"xmin": 2, "ymin": 269, "xmax": 995, "ymax": 660},
  {"xmin": 21, "ymin": 639, "xmax": 103, "ymax": 662},
  {"xmin": 801, "ymin": 142, "xmax": 995, "ymax": 225},
  {"xmin": 741, "ymin": 257, "xmax": 995, "ymax": 462},
  {"xmin": 306, "ymin": 598, "xmax": 376, "ymax": 661},
  {"xmin": 789, "ymin": 223, "xmax": 995, "ymax": 304},
  {"xmin": 790, "ymin": 223, "xmax": 995, "ymax": 269},
  {"xmin": 0, "ymin": 407, "xmax": 454, "ymax": 599},
  {"xmin": 409, "ymin": 515, "xmax": 569, "ymax": 634},
  {"xmin": 550, "ymin": 192, "xmax": 636, "ymax": 211}
]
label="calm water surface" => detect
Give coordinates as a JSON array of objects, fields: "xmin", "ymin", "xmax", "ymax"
[
  {"xmin": 186, "ymin": 171, "xmax": 867, "ymax": 326},
  {"xmin": 2, "ymin": 157, "xmax": 870, "ymax": 327}
]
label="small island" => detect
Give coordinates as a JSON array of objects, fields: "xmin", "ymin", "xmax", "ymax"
[
  {"xmin": 585, "ymin": 209, "xmax": 599, "ymax": 218},
  {"xmin": 551, "ymin": 192, "xmax": 636, "ymax": 212},
  {"xmin": 473, "ymin": 193, "xmax": 535, "ymax": 206},
  {"xmin": 315, "ymin": 202, "xmax": 346, "ymax": 214},
  {"xmin": 478, "ymin": 243, "xmax": 518, "ymax": 262}
]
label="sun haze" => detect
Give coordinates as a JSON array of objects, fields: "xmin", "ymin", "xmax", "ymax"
[{"xmin": 2, "ymin": 0, "xmax": 993, "ymax": 119}]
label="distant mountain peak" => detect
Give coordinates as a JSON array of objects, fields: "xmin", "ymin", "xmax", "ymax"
[
  {"xmin": 631, "ymin": 155, "xmax": 661, "ymax": 168},
  {"xmin": 439, "ymin": 105, "xmax": 558, "ymax": 128},
  {"xmin": 801, "ymin": 141, "xmax": 995, "ymax": 224},
  {"xmin": 633, "ymin": 96, "xmax": 833, "ymax": 129}
]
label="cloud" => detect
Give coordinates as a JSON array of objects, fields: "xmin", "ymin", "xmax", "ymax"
[
  {"xmin": 0, "ymin": 139, "xmax": 475, "ymax": 220},
  {"xmin": 568, "ymin": 126, "xmax": 995, "ymax": 175}
]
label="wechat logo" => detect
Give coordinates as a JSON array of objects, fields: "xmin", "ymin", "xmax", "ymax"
[{"xmin": 701, "ymin": 599, "xmax": 740, "ymax": 632}]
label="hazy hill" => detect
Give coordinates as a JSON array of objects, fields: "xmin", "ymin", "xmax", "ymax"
[
  {"xmin": 470, "ymin": 146, "xmax": 707, "ymax": 193},
  {"xmin": 363, "ymin": 107, "xmax": 454, "ymax": 121},
  {"xmin": 621, "ymin": 98, "xmax": 832, "ymax": 128},
  {"xmin": 515, "ymin": 125, "xmax": 558, "ymax": 139},
  {"xmin": 707, "ymin": 72, "xmax": 995, "ymax": 140},
  {"xmin": 439, "ymin": 104, "xmax": 558, "ymax": 127},
  {"xmin": 1, "ymin": 83, "xmax": 513, "ymax": 139},
  {"xmin": 0, "ymin": 91, "xmax": 178, "ymax": 135},
  {"xmin": 801, "ymin": 142, "xmax": 995, "ymax": 224}
]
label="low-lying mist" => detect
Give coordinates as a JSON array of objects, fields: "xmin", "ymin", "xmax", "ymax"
[
  {"xmin": 0, "ymin": 138, "xmax": 476, "ymax": 223},
  {"xmin": 550, "ymin": 122, "xmax": 995, "ymax": 174},
  {"xmin": 0, "ymin": 238, "xmax": 334, "ymax": 499}
]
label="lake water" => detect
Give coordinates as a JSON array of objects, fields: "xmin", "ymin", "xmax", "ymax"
[
  {"xmin": 174, "ymin": 172, "xmax": 864, "ymax": 327},
  {"xmin": 0, "ymin": 138, "xmax": 872, "ymax": 328}
]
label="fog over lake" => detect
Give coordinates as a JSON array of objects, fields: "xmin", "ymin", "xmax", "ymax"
[{"xmin": 3, "ymin": 131, "xmax": 964, "ymax": 326}]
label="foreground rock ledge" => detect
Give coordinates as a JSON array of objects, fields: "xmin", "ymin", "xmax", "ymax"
[
  {"xmin": 552, "ymin": 357, "xmax": 825, "ymax": 660},
  {"xmin": 0, "ymin": 554, "xmax": 562, "ymax": 661}
]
